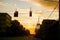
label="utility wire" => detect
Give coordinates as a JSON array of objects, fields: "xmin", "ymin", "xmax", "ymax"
[{"xmin": 47, "ymin": 4, "xmax": 58, "ymax": 19}]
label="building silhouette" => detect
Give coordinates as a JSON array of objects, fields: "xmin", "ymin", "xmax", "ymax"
[
  {"xmin": 39, "ymin": 19, "xmax": 58, "ymax": 40},
  {"xmin": 0, "ymin": 13, "xmax": 11, "ymax": 32}
]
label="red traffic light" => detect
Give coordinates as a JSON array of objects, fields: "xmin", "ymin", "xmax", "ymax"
[
  {"xmin": 14, "ymin": 11, "xmax": 18, "ymax": 17},
  {"xmin": 29, "ymin": 11, "xmax": 32, "ymax": 17}
]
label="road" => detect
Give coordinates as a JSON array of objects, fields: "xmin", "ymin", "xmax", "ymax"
[{"xmin": 0, "ymin": 36, "xmax": 41, "ymax": 40}]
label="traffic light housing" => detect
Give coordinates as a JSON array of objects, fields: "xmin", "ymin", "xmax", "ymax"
[
  {"xmin": 14, "ymin": 11, "xmax": 18, "ymax": 17},
  {"xmin": 29, "ymin": 10, "xmax": 32, "ymax": 17}
]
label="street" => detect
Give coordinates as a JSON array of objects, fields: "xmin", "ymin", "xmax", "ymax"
[{"xmin": 0, "ymin": 36, "xmax": 41, "ymax": 40}]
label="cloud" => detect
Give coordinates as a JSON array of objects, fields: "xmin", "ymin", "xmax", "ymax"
[
  {"xmin": 0, "ymin": 2, "xmax": 6, "ymax": 6},
  {"xmin": 19, "ymin": 0, "xmax": 29, "ymax": 1},
  {"xmin": 0, "ymin": 2, "xmax": 10, "ymax": 6},
  {"xmin": 28, "ymin": 0, "xmax": 59, "ymax": 10}
]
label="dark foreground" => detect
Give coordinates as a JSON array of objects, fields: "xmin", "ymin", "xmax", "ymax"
[{"xmin": 0, "ymin": 36, "xmax": 41, "ymax": 40}]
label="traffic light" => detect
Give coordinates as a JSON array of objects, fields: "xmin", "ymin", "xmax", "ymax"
[
  {"xmin": 14, "ymin": 11, "xmax": 18, "ymax": 17},
  {"xmin": 29, "ymin": 8, "xmax": 32, "ymax": 17},
  {"xmin": 29, "ymin": 11, "xmax": 32, "ymax": 17}
]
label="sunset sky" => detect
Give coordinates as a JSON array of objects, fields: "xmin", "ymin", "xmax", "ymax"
[{"xmin": 0, "ymin": 0, "xmax": 59, "ymax": 34}]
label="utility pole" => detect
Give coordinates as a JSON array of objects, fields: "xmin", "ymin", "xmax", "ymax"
[{"xmin": 36, "ymin": 17, "xmax": 40, "ymax": 29}]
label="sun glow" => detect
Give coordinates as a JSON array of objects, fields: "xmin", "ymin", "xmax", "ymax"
[{"xmin": 12, "ymin": 9, "xmax": 43, "ymax": 34}]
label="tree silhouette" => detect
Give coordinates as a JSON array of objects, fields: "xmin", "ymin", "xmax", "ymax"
[
  {"xmin": 10, "ymin": 20, "xmax": 30, "ymax": 36},
  {"xmin": 10, "ymin": 20, "xmax": 25, "ymax": 36},
  {"xmin": 25, "ymin": 30, "xmax": 30, "ymax": 36},
  {"xmin": 0, "ymin": 20, "xmax": 30, "ymax": 37}
]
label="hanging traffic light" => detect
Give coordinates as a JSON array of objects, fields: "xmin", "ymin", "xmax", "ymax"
[
  {"xmin": 29, "ymin": 8, "xmax": 32, "ymax": 17},
  {"xmin": 29, "ymin": 11, "xmax": 32, "ymax": 17},
  {"xmin": 14, "ymin": 11, "xmax": 18, "ymax": 17}
]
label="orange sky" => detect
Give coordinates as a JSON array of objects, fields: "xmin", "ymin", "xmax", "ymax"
[{"xmin": 26, "ymin": 28, "xmax": 36, "ymax": 34}]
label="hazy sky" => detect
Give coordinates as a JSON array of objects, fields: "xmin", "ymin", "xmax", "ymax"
[
  {"xmin": 0, "ymin": 0, "xmax": 59, "ymax": 34},
  {"xmin": 29, "ymin": 0, "xmax": 59, "ymax": 9}
]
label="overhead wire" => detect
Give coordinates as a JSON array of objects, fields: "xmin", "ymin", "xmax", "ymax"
[{"xmin": 47, "ymin": 3, "xmax": 58, "ymax": 19}]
